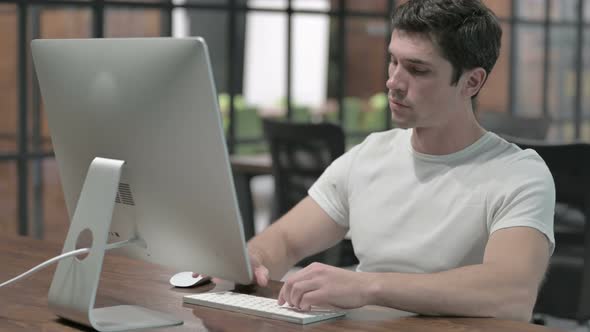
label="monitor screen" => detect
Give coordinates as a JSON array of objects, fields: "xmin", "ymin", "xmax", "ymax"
[{"xmin": 32, "ymin": 37, "xmax": 252, "ymax": 285}]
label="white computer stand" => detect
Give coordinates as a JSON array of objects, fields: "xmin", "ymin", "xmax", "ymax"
[{"xmin": 47, "ymin": 157, "xmax": 183, "ymax": 331}]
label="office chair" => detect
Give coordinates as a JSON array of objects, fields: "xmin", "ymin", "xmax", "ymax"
[
  {"xmin": 477, "ymin": 111, "xmax": 551, "ymax": 140},
  {"xmin": 504, "ymin": 135, "xmax": 590, "ymax": 324},
  {"xmin": 262, "ymin": 119, "xmax": 358, "ymax": 267}
]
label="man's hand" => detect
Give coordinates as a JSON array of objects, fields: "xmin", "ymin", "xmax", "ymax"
[
  {"xmin": 278, "ymin": 262, "xmax": 372, "ymax": 311},
  {"xmin": 249, "ymin": 249, "xmax": 270, "ymax": 287},
  {"xmin": 192, "ymin": 249, "xmax": 270, "ymax": 287}
]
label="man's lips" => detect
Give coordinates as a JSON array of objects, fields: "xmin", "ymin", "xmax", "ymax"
[{"xmin": 389, "ymin": 98, "xmax": 409, "ymax": 108}]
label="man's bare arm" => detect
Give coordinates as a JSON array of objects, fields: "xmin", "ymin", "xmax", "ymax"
[
  {"xmin": 366, "ymin": 227, "xmax": 550, "ymax": 321},
  {"xmin": 280, "ymin": 226, "xmax": 549, "ymax": 322},
  {"xmin": 247, "ymin": 196, "xmax": 348, "ymax": 280}
]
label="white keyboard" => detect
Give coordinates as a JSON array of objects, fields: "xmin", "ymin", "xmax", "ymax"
[{"xmin": 183, "ymin": 291, "xmax": 346, "ymax": 324}]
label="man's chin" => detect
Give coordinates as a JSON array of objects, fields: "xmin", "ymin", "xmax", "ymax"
[
  {"xmin": 390, "ymin": 114, "xmax": 413, "ymax": 129},
  {"xmin": 390, "ymin": 107, "xmax": 415, "ymax": 128}
]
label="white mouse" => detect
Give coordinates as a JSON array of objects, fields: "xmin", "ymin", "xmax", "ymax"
[{"xmin": 169, "ymin": 272, "xmax": 211, "ymax": 288}]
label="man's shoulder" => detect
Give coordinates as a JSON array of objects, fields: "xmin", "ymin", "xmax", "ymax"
[
  {"xmin": 485, "ymin": 134, "xmax": 553, "ymax": 183},
  {"xmin": 496, "ymin": 135, "xmax": 544, "ymax": 161}
]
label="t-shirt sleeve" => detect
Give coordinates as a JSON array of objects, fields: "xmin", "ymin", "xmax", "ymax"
[
  {"xmin": 308, "ymin": 144, "xmax": 361, "ymax": 228},
  {"xmin": 488, "ymin": 152, "xmax": 556, "ymax": 254}
]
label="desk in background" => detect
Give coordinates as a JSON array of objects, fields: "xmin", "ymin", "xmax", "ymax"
[
  {"xmin": 230, "ymin": 154, "xmax": 272, "ymax": 240},
  {"xmin": 0, "ymin": 234, "xmax": 563, "ymax": 332}
]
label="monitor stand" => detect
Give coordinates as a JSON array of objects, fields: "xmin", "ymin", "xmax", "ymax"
[{"xmin": 47, "ymin": 157, "xmax": 183, "ymax": 331}]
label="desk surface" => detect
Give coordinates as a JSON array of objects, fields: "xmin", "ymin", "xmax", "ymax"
[
  {"xmin": 0, "ymin": 235, "xmax": 562, "ymax": 332},
  {"xmin": 230, "ymin": 154, "xmax": 272, "ymax": 175}
]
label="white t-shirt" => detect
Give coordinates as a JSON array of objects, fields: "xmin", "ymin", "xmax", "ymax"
[{"xmin": 308, "ymin": 128, "xmax": 555, "ymax": 273}]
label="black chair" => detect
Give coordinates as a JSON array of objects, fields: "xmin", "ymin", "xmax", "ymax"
[
  {"xmin": 477, "ymin": 111, "xmax": 551, "ymax": 140},
  {"xmin": 503, "ymin": 135, "xmax": 590, "ymax": 324},
  {"xmin": 262, "ymin": 119, "xmax": 358, "ymax": 267}
]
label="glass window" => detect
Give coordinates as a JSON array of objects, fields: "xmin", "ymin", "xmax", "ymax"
[
  {"xmin": 516, "ymin": 0, "xmax": 545, "ymax": 20},
  {"xmin": 478, "ymin": 22, "xmax": 510, "ymax": 113},
  {"xmin": 39, "ymin": 8, "xmax": 92, "ymax": 38},
  {"xmin": 549, "ymin": 1, "xmax": 578, "ymax": 22},
  {"xmin": 483, "ymin": 0, "xmax": 511, "ymax": 19},
  {"xmin": 248, "ymin": 0, "xmax": 287, "ymax": 10},
  {"xmin": 0, "ymin": 5, "xmax": 17, "ymax": 153},
  {"xmin": 109, "ymin": 0, "xmax": 165, "ymax": 2},
  {"xmin": 347, "ymin": 0, "xmax": 388, "ymax": 13},
  {"xmin": 326, "ymin": 0, "xmax": 341, "ymax": 11},
  {"xmin": 343, "ymin": 16, "xmax": 389, "ymax": 141},
  {"xmin": 291, "ymin": 9, "xmax": 331, "ymax": 123},
  {"xmin": 514, "ymin": 26, "xmax": 544, "ymax": 117},
  {"xmin": 239, "ymin": 11, "xmax": 288, "ymax": 153},
  {"xmin": 105, "ymin": 8, "xmax": 163, "ymax": 37},
  {"xmin": 186, "ymin": 10, "xmax": 232, "ymax": 93},
  {"xmin": 185, "ymin": 9, "xmax": 243, "ymax": 135},
  {"xmin": 325, "ymin": 15, "xmax": 342, "ymax": 124},
  {"xmin": 185, "ymin": 0, "xmax": 229, "ymax": 3},
  {"xmin": 292, "ymin": 0, "xmax": 331, "ymax": 12},
  {"xmin": 547, "ymin": 26, "xmax": 578, "ymax": 141},
  {"xmin": 243, "ymin": 11, "xmax": 287, "ymax": 115}
]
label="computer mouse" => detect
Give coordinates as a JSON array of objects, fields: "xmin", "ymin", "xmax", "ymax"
[{"xmin": 169, "ymin": 272, "xmax": 211, "ymax": 288}]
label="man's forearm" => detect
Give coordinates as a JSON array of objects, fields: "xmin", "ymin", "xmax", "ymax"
[
  {"xmin": 366, "ymin": 263, "xmax": 538, "ymax": 322},
  {"xmin": 247, "ymin": 197, "xmax": 349, "ymax": 281},
  {"xmin": 247, "ymin": 224, "xmax": 298, "ymax": 280}
]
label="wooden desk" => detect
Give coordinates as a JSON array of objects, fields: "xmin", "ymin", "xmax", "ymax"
[
  {"xmin": 230, "ymin": 154, "xmax": 272, "ymax": 175},
  {"xmin": 0, "ymin": 235, "xmax": 563, "ymax": 332},
  {"xmin": 230, "ymin": 154, "xmax": 272, "ymax": 240}
]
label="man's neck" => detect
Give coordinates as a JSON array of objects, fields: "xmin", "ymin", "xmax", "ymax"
[{"xmin": 410, "ymin": 109, "xmax": 486, "ymax": 155}]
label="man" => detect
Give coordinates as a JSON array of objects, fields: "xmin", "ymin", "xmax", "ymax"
[{"xmin": 246, "ymin": 0, "xmax": 555, "ymax": 322}]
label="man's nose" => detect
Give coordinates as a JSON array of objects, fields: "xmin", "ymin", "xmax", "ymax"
[{"xmin": 386, "ymin": 67, "xmax": 407, "ymax": 93}]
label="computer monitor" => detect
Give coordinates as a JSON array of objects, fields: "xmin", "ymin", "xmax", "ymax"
[{"xmin": 31, "ymin": 37, "xmax": 252, "ymax": 331}]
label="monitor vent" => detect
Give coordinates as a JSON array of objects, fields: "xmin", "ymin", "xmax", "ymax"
[{"xmin": 115, "ymin": 182, "xmax": 135, "ymax": 206}]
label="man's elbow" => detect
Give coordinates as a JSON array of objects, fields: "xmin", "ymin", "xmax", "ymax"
[{"xmin": 491, "ymin": 286, "xmax": 537, "ymax": 322}]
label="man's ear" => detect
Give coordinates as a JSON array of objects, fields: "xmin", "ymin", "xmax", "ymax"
[{"xmin": 462, "ymin": 67, "xmax": 487, "ymax": 98}]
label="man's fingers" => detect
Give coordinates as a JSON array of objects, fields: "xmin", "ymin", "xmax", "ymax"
[
  {"xmin": 299, "ymin": 290, "xmax": 324, "ymax": 312},
  {"xmin": 278, "ymin": 269, "xmax": 316, "ymax": 307},
  {"xmin": 289, "ymin": 279, "xmax": 319, "ymax": 309},
  {"xmin": 254, "ymin": 266, "xmax": 269, "ymax": 287},
  {"xmin": 278, "ymin": 283, "xmax": 286, "ymax": 305}
]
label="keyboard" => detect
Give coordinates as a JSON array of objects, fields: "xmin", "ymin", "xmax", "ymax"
[{"xmin": 183, "ymin": 291, "xmax": 346, "ymax": 324}]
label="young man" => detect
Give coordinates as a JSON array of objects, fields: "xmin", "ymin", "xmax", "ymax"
[{"xmin": 246, "ymin": 0, "xmax": 555, "ymax": 322}]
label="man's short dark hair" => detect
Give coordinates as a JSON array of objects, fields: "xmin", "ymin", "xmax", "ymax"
[{"xmin": 391, "ymin": 0, "xmax": 502, "ymax": 90}]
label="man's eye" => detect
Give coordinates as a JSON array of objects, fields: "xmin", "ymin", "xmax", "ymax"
[{"xmin": 410, "ymin": 67, "xmax": 428, "ymax": 75}]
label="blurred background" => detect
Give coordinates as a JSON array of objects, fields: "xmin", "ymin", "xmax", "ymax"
[{"xmin": 0, "ymin": 0, "xmax": 588, "ymax": 245}]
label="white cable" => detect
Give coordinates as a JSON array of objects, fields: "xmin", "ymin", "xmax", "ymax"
[{"xmin": 0, "ymin": 238, "xmax": 137, "ymax": 288}]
